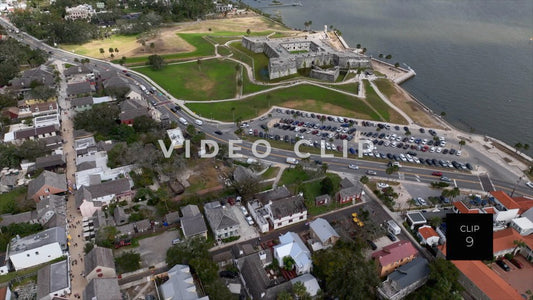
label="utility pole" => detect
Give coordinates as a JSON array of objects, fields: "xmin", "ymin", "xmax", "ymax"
[{"xmin": 510, "ymin": 176, "xmax": 523, "ymax": 197}]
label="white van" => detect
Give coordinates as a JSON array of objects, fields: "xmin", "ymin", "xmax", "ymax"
[
  {"xmin": 194, "ymin": 119, "xmax": 203, "ymax": 126},
  {"xmin": 387, "ymin": 220, "xmax": 401, "ymax": 235},
  {"xmin": 178, "ymin": 117, "xmax": 188, "ymax": 125}
]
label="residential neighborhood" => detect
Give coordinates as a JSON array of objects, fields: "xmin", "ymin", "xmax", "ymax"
[{"xmin": 0, "ymin": 0, "xmax": 532, "ymax": 299}]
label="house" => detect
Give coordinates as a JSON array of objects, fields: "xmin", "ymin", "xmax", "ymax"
[
  {"xmin": 377, "ymin": 257, "xmax": 430, "ymax": 300},
  {"xmin": 308, "ymin": 218, "xmax": 339, "ymax": 250},
  {"xmin": 65, "ymin": 4, "xmax": 95, "ymax": 20},
  {"xmin": 133, "ymin": 219, "xmax": 151, "ymax": 233},
  {"xmin": 27, "ymin": 171, "xmax": 67, "ymax": 202},
  {"xmin": 67, "ymin": 81, "xmax": 93, "ymax": 97},
  {"xmin": 0, "ymin": 211, "xmax": 37, "ymax": 227},
  {"xmin": 37, "ymin": 259, "xmax": 71, "ymax": 300},
  {"xmin": 116, "ymin": 223, "xmax": 134, "ymax": 236},
  {"xmin": 489, "ymin": 190, "xmax": 520, "ymax": 223},
  {"xmin": 452, "ymin": 201, "xmax": 482, "ymax": 214},
  {"xmin": 30, "ymin": 154, "xmax": 66, "ymax": 174},
  {"xmin": 64, "ymin": 65, "xmax": 93, "ymax": 78},
  {"xmin": 290, "ymin": 274, "xmax": 320, "ymax": 297},
  {"xmin": 492, "ymin": 227, "xmax": 530, "ymax": 258},
  {"xmin": 268, "ymin": 195, "xmax": 307, "ymax": 230},
  {"xmin": 36, "ymin": 194, "xmax": 66, "ymax": 228},
  {"xmin": 83, "ymin": 278, "xmax": 121, "ymax": 300},
  {"xmin": 180, "ymin": 205, "xmax": 208, "ymax": 239},
  {"xmin": 119, "ymin": 99, "xmax": 149, "ymax": 125},
  {"xmin": 164, "ymin": 211, "xmax": 180, "ymax": 225},
  {"xmin": 406, "ymin": 212, "xmax": 427, "ymax": 230},
  {"xmin": 314, "ymin": 194, "xmax": 330, "ymax": 206},
  {"xmin": 125, "ymin": 85, "xmax": 143, "ymax": 101},
  {"xmin": 85, "ymin": 246, "xmax": 116, "ymax": 281},
  {"xmin": 204, "ymin": 201, "xmax": 240, "ymax": 240},
  {"xmin": 8, "ymin": 227, "xmax": 67, "ymax": 271},
  {"xmin": 4, "ymin": 124, "xmax": 60, "ymax": 144},
  {"xmin": 113, "ymin": 206, "xmax": 128, "ymax": 225},
  {"xmin": 510, "ymin": 217, "xmax": 533, "ymax": 236},
  {"xmin": 9, "ymin": 65, "xmax": 55, "ymax": 92},
  {"xmin": 102, "ymin": 75, "xmax": 130, "ymax": 91},
  {"xmin": 13, "ymin": 100, "xmax": 58, "ymax": 119},
  {"xmin": 71, "ymin": 96, "xmax": 94, "ymax": 112},
  {"xmin": 417, "ymin": 225, "xmax": 440, "ymax": 247},
  {"xmin": 159, "ymin": 265, "xmax": 209, "ymax": 300},
  {"xmin": 236, "ymin": 249, "xmax": 290, "ymax": 300},
  {"xmin": 75, "ymin": 178, "xmax": 132, "ymax": 218},
  {"xmin": 273, "ymin": 232, "xmax": 312, "ymax": 275},
  {"xmin": 371, "ymin": 240, "xmax": 418, "ymax": 277}
]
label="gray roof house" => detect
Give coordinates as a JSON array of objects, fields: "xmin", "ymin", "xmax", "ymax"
[
  {"xmin": 75, "ymin": 178, "xmax": 132, "ymax": 218},
  {"xmin": 36, "ymin": 194, "xmax": 66, "ymax": 228},
  {"xmin": 113, "ymin": 206, "xmax": 128, "ymax": 225},
  {"xmin": 85, "ymin": 246, "xmax": 116, "ymax": 281},
  {"xmin": 64, "ymin": 65, "xmax": 93, "ymax": 77},
  {"xmin": 133, "ymin": 219, "xmax": 151, "ymax": 233},
  {"xmin": 67, "ymin": 81, "xmax": 93, "ymax": 97},
  {"xmin": 159, "ymin": 264, "xmax": 209, "ymax": 300},
  {"xmin": 204, "ymin": 201, "xmax": 240, "ymax": 240},
  {"xmin": 180, "ymin": 205, "xmax": 207, "ymax": 239},
  {"xmin": 37, "ymin": 259, "xmax": 70, "ymax": 300},
  {"xmin": 32, "ymin": 154, "xmax": 66, "ymax": 172},
  {"xmin": 165, "ymin": 211, "xmax": 180, "ymax": 225},
  {"xmin": 9, "ymin": 65, "xmax": 55, "ymax": 91},
  {"xmin": 309, "ymin": 218, "xmax": 339, "ymax": 250},
  {"xmin": 27, "ymin": 170, "xmax": 67, "ymax": 202},
  {"xmin": 83, "ymin": 278, "xmax": 121, "ymax": 300},
  {"xmin": 71, "ymin": 96, "xmax": 94, "ymax": 111},
  {"xmin": 377, "ymin": 257, "xmax": 430, "ymax": 300}
]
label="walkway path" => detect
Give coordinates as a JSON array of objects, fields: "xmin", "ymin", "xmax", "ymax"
[
  {"xmin": 368, "ymin": 80, "xmax": 415, "ymax": 125},
  {"xmin": 55, "ymin": 61, "xmax": 88, "ymax": 298}
]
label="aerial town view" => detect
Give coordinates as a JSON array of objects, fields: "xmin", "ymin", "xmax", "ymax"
[{"xmin": 0, "ymin": 0, "xmax": 532, "ymax": 299}]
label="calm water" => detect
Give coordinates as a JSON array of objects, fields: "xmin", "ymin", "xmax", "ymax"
[{"xmin": 243, "ymin": 0, "xmax": 533, "ymax": 155}]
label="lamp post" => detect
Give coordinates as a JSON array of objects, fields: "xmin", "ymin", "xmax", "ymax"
[{"xmin": 510, "ymin": 176, "xmax": 523, "ymax": 197}]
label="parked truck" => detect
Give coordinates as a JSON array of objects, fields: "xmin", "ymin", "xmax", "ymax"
[
  {"xmin": 286, "ymin": 157, "xmax": 299, "ymax": 165},
  {"xmin": 387, "ymin": 220, "xmax": 401, "ymax": 235}
]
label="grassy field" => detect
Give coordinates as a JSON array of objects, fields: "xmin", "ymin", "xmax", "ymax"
[
  {"xmin": 217, "ymin": 45, "xmax": 232, "ymax": 56},
  {"xmin": 242, "ymin": 69, "xmax": 273, "ymax": 95},
  {"xmin": 261, "ymin": 167, "xmax": 280, "ymax": 180},
  {"xmin": 186, "ymin": 84, "xmax": 380, "ymax": 121},
  {"xmin": 299, "ymin": 173, "xmax": 342, "ymax": 216},
  {"xmin": 229, "ymin": 43, "xmax": 270, "ymax": 81},
  {"xmin": 364, "ymin": 80, "xmax": 408, "ymax": 124},
  {"xmin": 0, "ymin": 186, "xmax": 27, "ymax": 214},
  {"xmin": 136, "ymin": 58, "xmax": 238, "ymax": 100},
  {"xmin": 326, "ymin": 82, "xmax": 359, "ymax": 94},
  {"xmin": 61, "ymin": 35, "xmax": 138, "ymax": 57}
]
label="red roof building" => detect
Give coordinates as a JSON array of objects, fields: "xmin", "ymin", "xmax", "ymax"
[
  {"xmin": 371, "ymin": 240, "xmax": 418, "ymax": 277},
  {"xmin": 417, "ymin": 225, "xmax": 440, "ymax": 247},
  {"xmin": 512, "ymin": 196, "xmax": 533, "ymax": 214},
  {"xmin": 452, "ymin": 201, "xmax": 481, "ymax": 214},
  {"xmin": 490, "ymin": 191, "xmax": 520, "ymax": 210}
]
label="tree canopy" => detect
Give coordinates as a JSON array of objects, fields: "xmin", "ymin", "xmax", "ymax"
[{"xmin": 406, "ymin": 258, "xmax": 463, "ymax": 300}]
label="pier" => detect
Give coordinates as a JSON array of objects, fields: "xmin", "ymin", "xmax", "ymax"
[{"xmin": 257, "ymin": 2, "xmax": 303, "ymax": 8}]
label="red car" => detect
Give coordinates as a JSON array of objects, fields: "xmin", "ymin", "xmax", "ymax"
[
  {"xmin": 509, "ymin": 258, "xmax": 523, "ymax": 269},
  {"xmin": 114, "ymin": 239, "xmax": 132, "ymax": 249},
  {"xmin": 432, "ymin": 172, "xmax": 443, "ymax": 176}
]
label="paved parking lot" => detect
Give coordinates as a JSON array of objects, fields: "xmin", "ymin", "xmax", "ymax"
[
  {"xmin": 491, "ymin": 256, "xmax": 533, "ymax": 295},
  {"xmin": 244, "ymin": 107, "xmax": 474, "ymax": 171},
  {"xmin": 231, "ymin": 204, "xmax": 259, "ymax": 241},
  {"xmin": 137, "ymin": 230, "xmax": 180, "ymax": 267}
]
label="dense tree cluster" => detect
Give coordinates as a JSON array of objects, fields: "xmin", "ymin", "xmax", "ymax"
[
  {"xmin": 312, "ymin": 240, "xmax": 381, "ymax": 298},
  {"xmin": 0, "ymin": 140, "xmax": 50, "ymax": 169},
  {"xmin": 166, "ymin": 237, "xmax": 233, "ymax": 299},
  {"xmin": 0, "ymin": 222, "xmax": 44, "ymax": 253},
  {"xmin": 0, "ymin": 38, "xmax": 46, "ymax": 86},
  {"xmin": 407, "ymin": 258, "xmax": 463, "ymax": 300}
]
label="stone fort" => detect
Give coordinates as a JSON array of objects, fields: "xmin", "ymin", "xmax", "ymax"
[{"xmin": 241, "ymin": 30, "xmax": 370, "ymax": 81}]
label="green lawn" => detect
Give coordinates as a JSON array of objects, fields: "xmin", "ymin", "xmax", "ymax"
[
  {"xmin": 299, "ymin": 173, "xmax": 343, "ymax": 216},
  {"xmin": 0, "ymin": 187, "xmax": 27, "ymax": 214},
  {"xmin": 364, "ymin": 80, "xmax": 407, "ymax": 124},
  {"xmin": 186, "ymin": 84, "xmax": 380, "ymax": 121},
  {"xmin": 261, "ymin": 167, "xmax": 280, "ymax": 180},
  {"xmin": 326, "ymin": 82, "xmax": 359, "ymax": 94},
  {"xmin": 279, "ymin": 167, "xmax": 312, "ymax": 187},
  {"xmin": 373, "ymin": 78, "xmax": 395, "ymax": 96},
  {"xmin": 242, "ymin": 69, "xmax": 273, "ymax": 95},
  {"xmin": 217, "ymin": 45, "xmax": 232, "ymax": 56},
  {"xmin": 122, "ymin": 33, "xmax": 216, "ymax": 65},
  {"xmin": 136, "ymin": 58, "xmax": 238, "ymax": 100},
  {"xmin": 229, "ymin": 43, "xmax": 270, "ymax": 81}
]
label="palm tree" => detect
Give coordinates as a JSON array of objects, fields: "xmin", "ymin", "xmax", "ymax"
[
  {"xmin": 114, "ymin": 48, "xmax": 119, "ymax": 53},
  {"xmin": 512, "ymin": 239, "xmax": 526, "ymax": 255},
  {"xmin": 449, "ymin": 187, "xmax": 460, "ymax": 199},
  {"xmin": 360, "ymin": 176, "xmax": 369, "ymax": 185},
  {"xmin": 459, "ymin": 140, "xmax": 466, "ymax": 150},
  {"xmin": 292, "ymin": 281, "xmax": 309, "ymax": 299},
  {"xmin": 99, "ymin": 48, "xmax": 105, "ymax": 58},
  {"xmin": 108, "ymin": 47, "xmax": 114, "ymax": 56}
]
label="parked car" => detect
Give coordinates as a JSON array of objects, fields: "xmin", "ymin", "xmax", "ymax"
[
  {"xmin": 348, "ymin": 164, "xmax": 359, "ymax": 170},
  {"xmin": 245, "ymin": 216, "xmax": 255, "ymax": 226},
  {"xmin": 114, "ymin": 239, "xmax": 132, "ymax": 249},
  {"xmin": 367, "ymin": 240, "xmax": 378, "ymax": 250},
  {"xmin": 440, "ymin": 176, "xmax": 451, "ymax": 182},
  {"xmin": 416, "ymin": 197, "xmax": 428, "ymax": 206},
  {"xmin": 377, "ymin": 183, "xmax": 390, "ymax": 189},
  {"xmin": 509, "ymin": 258, "xmax": 523, "ymax": 269},
  {"xmin": 432, "ymin": 171, "xmax": 443, "ymax": 176},
  {"xmin": 214, "ymin": 130, "xmax": 223, "ymax": 135},
  {"xmin": 219, "ymin": 270, "xmax": 238, "ymax": 279},
  {"xmin": 366, "ymin": 170, "xmax": 377, "ymax": 175},
  {"xmin": 526, "ymin": 181, "xmax": 533, "ymax": 189},
  {"xmin": 386, "ymin": 232, "xmax": 397, "ymax": 242},
  {"xmin": 496, "ymin": 260, "xmax": 510, "ymax": 272}
]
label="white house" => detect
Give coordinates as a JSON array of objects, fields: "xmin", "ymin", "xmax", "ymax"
[
  {"xmin": 490, "ymin": 191, "xmax": 520, "ymax": 224},
  {"xmin": 273, "ymin": 232, "xmax": 311, "ymax": 275},
  {"xmin": 65, "ymin": 4, "xmax": 95, "ymax": 20},
  {"xmin": 8, "ymin": 227, "xmax": 67, "ymax": 271},
  {"xmin": 166, "ymin": 128, "xmax": 185, "ymax": 149},
  {"xmin": 266, "ymin": 195, "xmax": 307, "ymax": 230},
  {"xmin": 159, "ymin": 264, "xmax": 209, "ymax": 300},
  {"xmin": 204, "ymin": 201, "xmax": 240, "ymax": 240},
  {"xmin": 75, "ymin": 178, "xmax": 132, "ymax": 218},
  {"xmin": 417, "ymin": 225, "xmax": 440, "ymax": 247},
  {"xmin": 510, "ymin": 217, "xmax": 533, "ymax": 236}
]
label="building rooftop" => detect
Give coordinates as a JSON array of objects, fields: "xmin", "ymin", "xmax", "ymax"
[
  {"xmin": 27, "ymin": 170, "xmax": 67, "ymax": 199},
  {"xmin": 67, "ymin": 81, "xmax": 92, "ymax": 96},
  {"xmin": 382, "ymin": 257, "xmax": 429, "ymax": 296},
  {"xmin": 255, "ymin": 186, "xmax": 291, "ymax": 203},
  {"xmin": 37, "ymin": 259, "xmax": 70, "ymax": 300},
  {"xmin": 290, "ymin": 274, "xmax": 320, "ymax": 297},
  {"xmin": 309, "ymin": 218, "xmax": 339, "ymax": 244},
  {"xmin": 371, "ymin": 240, "xmax": 418, "ymax": 267},
  {"xmin": 204, "ymin": 201, "xmax": 239, "ymax": 231},
  {"xmin": 85, "ymin": 246, "xmax": 115, "ymax": 275},
  {"xmin": 274, "ymin": 232, "xmax": 311, "ymax": 272},
  {"xmin": 159, "ymin": 264, "xmax": 208, "ymax": 300},
  {"xmin": 407, "ymin": 212, "xmax": 427, "ymax": 224},
  {"xmin": 269, "ymin": 195, "xmax": 306, "ymax": 219},
  {"xmin": 490, "ymin": 190, "xmax": 520, "ymax": 210},
  {"xmin": 181, "ymin": 214, "xmax": 207, "ymax": 238},
  {"xmin": 9, "ymin": 227, "xmax": 67, "ymax": 255},
  {"xmin": 493, "ymin": 227, "xmax": 533, "ymax": 253},
  {"xmin": 83, "ymin": 278, "xmax": 121, "ymax": 300},
  {"xmin": 181, "ymin": 204, "xmax": 201, "ymax": 218},
  {"xmin": 34, "ymin": 154, "xmax": 65, "ymax": 170},
  {"xmin": 71, "ymin": 96, "xmax": 93, "ymax": 107},
  {"xmin": 418, "ymin": 225, "xmax": 439, "ymax": 240},
  {"xmin": 14, "ymin": 124, "xmax": 59, "ymax": 140}
]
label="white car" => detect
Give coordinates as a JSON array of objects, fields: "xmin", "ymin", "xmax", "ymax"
[
  {"xmin": 456, "ymin": 150, "xmax": 462, "ymax": 156},
  {"xmin": 246, "ymin": 216, "xmax": 255, "ymax": 226},
  {"xmin": 240, "ymin": 206, "xmax": 248, "ymax": 215},
  {"xmin": 413, "ymin": 157, "xmax": 420, "ymax": 164},
  {"xmin": 422, "ymin": 139, "xmax": 428, "ymax": 145},
  {"xmin": 436, "ymin": 147, "xmax": 442, "ymax": 153},
  {"xmin": 430, "ymin": 147, "xmax": 436, "ymax": 153},
  {"xmin": 417, "ymin": 197, "xmax": 428, "ymax": 206},
  {"xmin": 348, "ymin": 164, "xmax": 359, "ymax": 170},
  {"xmin": 248, "ymin": 129, "xmax": 253, "ymax": 135},
  {"xmin": 526, "ymin": 182, "xmax": 533, "ymax": 189},
  {"xmin": 377, "ymin": 182, "xmax": 390, "ymax": 189}
]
